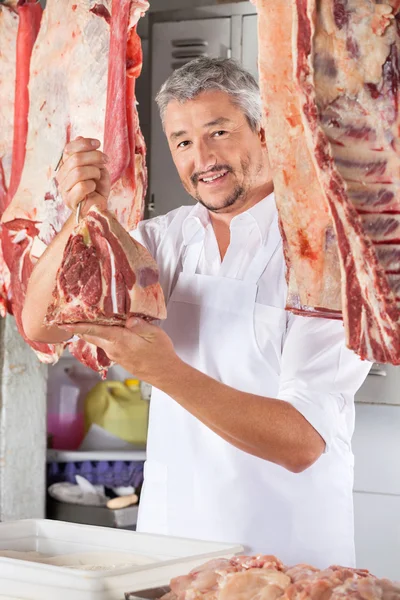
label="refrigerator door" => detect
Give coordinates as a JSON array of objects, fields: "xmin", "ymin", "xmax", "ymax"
[{"xmin": 241, "ymin": 14, "xmax": 258, "ymax": 81}]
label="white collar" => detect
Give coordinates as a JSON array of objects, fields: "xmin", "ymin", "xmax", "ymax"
[{"xmin": 182, "ymin": 192, "xmax": 277, "ymax": 246}]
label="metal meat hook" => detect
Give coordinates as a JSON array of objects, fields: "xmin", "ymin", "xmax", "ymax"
[
  {"xmin": 76, "ymin": 201, "xmax": 82, "ymax": 225},
  {"xmin": 55, "ymin": 150, "xmax": 83, "ymax": 225}
]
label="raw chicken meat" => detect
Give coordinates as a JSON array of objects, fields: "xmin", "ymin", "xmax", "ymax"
[
  {"xmin": 255, "ymin": 0, "xmax": 400, "ymax": 364},
  {"xmin": 218, "ymin": 569, "xmax": 291, "ymax": 600},
  {"xmin": 162, "ymin": 556, "xmax": 287, "ymax": 600},
  {"xmin": 1, "ymin": 0, "xmax": 149, "ymax": 372},
  {"xmin": 157, "ymin": 555, "xmax": 400, "ymax": 600},
  {"xmin": 45, "ymin": 206, "xmax": 166, "ymax": 377}
]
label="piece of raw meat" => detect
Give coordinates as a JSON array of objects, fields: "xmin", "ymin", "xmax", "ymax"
[
  {"xmin": 0, "ymin": 1, "xmax": 42, "ymax": 320},
  {"xmin": 45, "ymin": 206, "xmax": 166, "ymax": 377},
  {"xmin": 168, "ymin": 558, "xmax": 240, "ymax": 599},
  {"xmin": 1, "ymin": 0, "xmax": 149, "ymax": 372},
  {"xmin": 164, "ymin": 556, "xmax": 287, "ymax": 600},
  {"xmin": 330, "ymin": 575, "xmax": 400, "ymax": 599},
  {"xmin": 283, "ymin": 565, "xmax": 400, "ymax": 600},
  {"xmin": 218, "ymin": 569, "xmax": 291, "ymax": 600},
  {"xmin": 255, "ymin": 0, "xmax": 400, "ymax": 364},
  {"xmin": 45, "ymin": 208, "xmax": 166, "ymax": 327},
  {"xmin": 2, "ymin": 219, "xmax": 64, "ymax": 362},
  {"xmin": 282, "ymin": 564, "xmax": 372, "ymax": 599}
]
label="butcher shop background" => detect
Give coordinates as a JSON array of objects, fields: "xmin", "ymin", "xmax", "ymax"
[{"xmin": 2, "ymin": 0, "xmax": 400, "ymax": 581}]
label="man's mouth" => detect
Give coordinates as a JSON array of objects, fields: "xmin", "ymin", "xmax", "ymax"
[{"xmin": 199, "ymin": 170, "xmax": 229, "ymax": 184}]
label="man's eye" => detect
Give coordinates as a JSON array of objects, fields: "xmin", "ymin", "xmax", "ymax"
[
  {"xmin": 213, "ymin": 130, "xmax": 226, "ymax": 137},
  {"xmin": 178, "ymin": 140, "xmax": 190, "ymax": 148}
]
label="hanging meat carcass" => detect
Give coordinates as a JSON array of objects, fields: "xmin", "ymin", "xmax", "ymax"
[
  {"xmin": 1, "ymin": 0, "xmax": 150, "ymax": 373},
  {"xmin": 0, "ymin": 1, "xmax": 42, "ymax": 319},
  {"xmin": 0, "ymin": 2, "xmax": 18, "ymax": 318},
  {"xmin": 0, "ymin": 3, "xmax": 17, "ymax": 217},
  {"xmin": 255, "ymin": 0, "xmax": 400, "ymax": 364}
]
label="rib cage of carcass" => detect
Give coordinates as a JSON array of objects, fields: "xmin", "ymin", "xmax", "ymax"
[
  {"xmin": 1, "ymin": 0, "xmax": 151, "ymax": 374},
  {"xmin": 256, "ymin": 0, "xmax": 400, "ymax": 364}
]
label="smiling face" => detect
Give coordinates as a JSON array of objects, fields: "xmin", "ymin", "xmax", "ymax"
[{"xmin": 164, "ymin": 90, "xmax": 272, "ymax": 215}]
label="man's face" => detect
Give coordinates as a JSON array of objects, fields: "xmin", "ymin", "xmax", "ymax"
[{"xmin": 164, "ymin": 90, "xmax": 268, "ymax": 214}]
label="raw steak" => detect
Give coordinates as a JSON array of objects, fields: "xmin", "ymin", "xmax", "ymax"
[
  {"xmin": 1, "ymin": 0, "xmax": 149, "ymax": 371},
  {"xmin": 45, "ymin": 206, "xmax": 166, "ymax": 377},
  {"xmin": 255, "ymin": 0, "xmax": 400, "ymax": 364},
  {"xmin": 0, "ymin": 1, "xmax": 42, "ymax": 319},
  {"xmin": 157, "ymin": 555, "xmax": 400, "ymax": 600}
]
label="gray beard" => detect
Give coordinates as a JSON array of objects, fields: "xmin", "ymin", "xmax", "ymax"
[{"xmin": 195, "ymin": 183, "xmax": 245, "ymax": 213}]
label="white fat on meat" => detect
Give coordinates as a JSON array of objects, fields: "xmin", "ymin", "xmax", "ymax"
[
  {"xmin": 0, "ymin": 6, "xmax": 18, "ymax": 193},
  {"xmin": 104, "ymin": 237, "xmax": 119, "ymax": 313}
]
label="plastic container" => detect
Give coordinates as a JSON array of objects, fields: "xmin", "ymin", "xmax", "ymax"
[
  {"xmin": 84, "ymin": 380, "xmax": 149, "ymax": 447},
  {"xmin": 47, "ymin": 358, "xmax": 101, "ymax": 450},
  {"xmin": 0, "ymin": 519, "xmax": 243, "ymax": 600}
]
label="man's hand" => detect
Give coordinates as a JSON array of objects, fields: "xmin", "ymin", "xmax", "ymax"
[
  {"xmin": 55, "ymin": 136, "xmax": 110, "ymax": 217},
  {"xmin": 62, "ymin": 318, "xmax": 181, "ymax": 386}
]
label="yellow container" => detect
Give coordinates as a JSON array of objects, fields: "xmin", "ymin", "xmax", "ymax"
[{"xmin": 84, "ymin": 379, "xmax": 149, "ymax": 446}]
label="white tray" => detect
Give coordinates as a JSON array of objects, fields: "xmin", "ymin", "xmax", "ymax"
[{"xmin": 0, "ymin": 519, "xmax": 242, "ymax": 600}]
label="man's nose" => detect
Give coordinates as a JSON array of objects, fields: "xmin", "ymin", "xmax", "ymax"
[{"xmin": 193, "ymin": 139, "xmax": 216, "ymax": 173}]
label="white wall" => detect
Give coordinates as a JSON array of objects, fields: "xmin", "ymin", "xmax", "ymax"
[{"xmin": 353, "ymin": 403, "xmax": 400, "ymax": 579}]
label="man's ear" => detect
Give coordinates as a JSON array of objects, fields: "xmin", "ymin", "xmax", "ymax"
[{"xmin": 258, "ymin": 126, "xmax": 267, "ymax": 148}]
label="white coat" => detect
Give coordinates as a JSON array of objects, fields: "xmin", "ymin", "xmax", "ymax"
[{"xmin": 132, "ymin": 194, "xmax": 371, "ymax": 568}]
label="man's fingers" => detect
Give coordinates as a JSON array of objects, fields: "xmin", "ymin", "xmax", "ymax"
[
  {"xmin": 61, "ymin": 165, "xmax": 102, "ymax": 194},
  {"xmin": 79, "ymin": 334, "xmax": 108, "ymax": 348},
  {"xmin": 66, "ymin": 150, "xmax": 109, "ymax": 170},
  {"xmin": 64, "ymin": 180, "xmax": 97, "ymax": 212},
  {"xmin": 95, "ymin": 167, "xmax": 111, "ymax": 198},
  {"xmin": 62, "ymin": 323, "xmax": 125, "ymax": 340},
  {"xmin": 125, "ymin": 317, "xmax": 157, "ymax": 341},
  {"xmin": 64, "ymin": 137, "xmax": 100, "ymax": 156},
  {"xmin": 55, "ymin": 137, "xmax": 100, "ymax": 173},
  {"xmin": 56, "ymin": 150, "xmax": 108, "ymax": 187}
]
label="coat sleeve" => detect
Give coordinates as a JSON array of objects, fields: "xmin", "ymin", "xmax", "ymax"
[{"xmin": 277, "ymin": 314, "xmax": 372, "ymax": 452}]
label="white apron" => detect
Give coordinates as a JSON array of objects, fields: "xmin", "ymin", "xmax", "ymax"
[{"xmin": 137, "ymin": 216, "xmax": 355, "ymax": 569}]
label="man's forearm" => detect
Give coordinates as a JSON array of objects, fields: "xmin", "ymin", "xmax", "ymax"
[
  {"xmin": 21, "ymin": 215, "xmax": 76, "ymax": 343},
  {"xmin": 157, "ymin": 359, "xmax": 325, "ymax": 473}
]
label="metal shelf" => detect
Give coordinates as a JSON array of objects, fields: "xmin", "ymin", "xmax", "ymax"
[
  {"xmin": 47, "ymin": 450, "xmax": 146, "ymax": 463},
  {"xmin": 47, "ymin": 497, "xmax": 139, "ymax": 529}
]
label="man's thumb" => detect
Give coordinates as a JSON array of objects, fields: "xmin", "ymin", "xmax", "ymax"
[{"xmin": 125, "ymin": 317, "xmax": 155, "ymax": 337}]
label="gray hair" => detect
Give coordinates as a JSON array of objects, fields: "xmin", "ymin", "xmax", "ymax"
[{"xmin": 156, "ymin": 57, "xmax": 262, "ymax": 131}]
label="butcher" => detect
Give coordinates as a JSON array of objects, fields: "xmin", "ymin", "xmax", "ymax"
[{"xmin": 22, "ymin": 57, "xmax": 371, "ymax": 568}]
